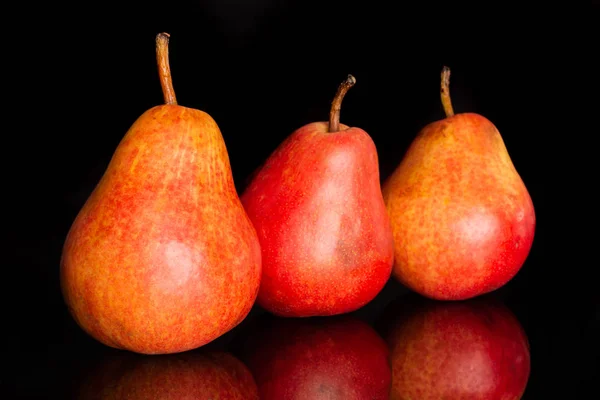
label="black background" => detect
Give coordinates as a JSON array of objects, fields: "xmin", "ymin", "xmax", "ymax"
[{"xmin": 6, "ymin": 1, "xmax": 598, "ymax": 398}]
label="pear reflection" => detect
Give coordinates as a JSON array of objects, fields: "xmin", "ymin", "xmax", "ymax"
[
  {"xmin": 237, "ymin": 314, "xmax": 391, "ymax": 399},
  {"xmin": 77, "ymin": 349, "xmax": 259, "ymax": 399},
  {"xmin": 377, "ymin": 294, "xmax": 531, "ymax": 400}
]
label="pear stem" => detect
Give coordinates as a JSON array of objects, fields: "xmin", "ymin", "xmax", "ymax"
[
  {"xmin": 156, "ymin": 32, "xmax": 177, "ymax": 105},
  {"xmin": 440, "ymin": 66, "xmax": 454, "ymax": 117},
  {"xmin": 328, "ymin": 74, "xmax": 356, "ymax": 132}
]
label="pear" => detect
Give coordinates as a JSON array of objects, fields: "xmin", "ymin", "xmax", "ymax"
[
  {"xmin": 382, "ymin": 66, "xmax": 535, "ymax": 300},
  {"xmin": 241, "ymin": 75, "xmax": 394, "ymax": 317},
  {"xmin": 60, "ymin": 33, "xmax": 262, "ymax": 354}
]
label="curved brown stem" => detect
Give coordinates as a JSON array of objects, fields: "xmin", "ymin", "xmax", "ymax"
[
  {"xmin": 329, "ymin": 74, "xmax": 356, "ymax": 132},
  {"xmin": 440, "ymin": 66, "xmax": 454, "ymax": 117},
  {"xmin": 156, "ymin": 32, "xmax": 177, "ymax": 105}
]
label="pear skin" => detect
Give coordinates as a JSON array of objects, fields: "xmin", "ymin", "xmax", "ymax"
[
  {"xmin": 60, "ymin": 33, "xmax": 261, "ymax": 354},
  {"xmin": 382, "ymin": 67, "xmax": 535, "ymax": 300},
  {"xmin": 241, "ymin": 76, "xmax": 394, "ymax": 317}
]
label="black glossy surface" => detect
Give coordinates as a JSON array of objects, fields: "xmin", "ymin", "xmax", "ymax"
[
  {"xmin": 7, "ymin": 1, "xmax": 598, "ymax": 398},
  {"xmin": 8, "ymin": 276, "xmax": 599, "ymax": 398}
]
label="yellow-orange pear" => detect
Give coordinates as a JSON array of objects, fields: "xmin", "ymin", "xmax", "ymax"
[
  {"xmin": 382, "ymin": 67, "xmax": 535, "ymax": 300},
  {"xmin": 60, "ymin": 33, "xmax": 262, "ymax": 354}
]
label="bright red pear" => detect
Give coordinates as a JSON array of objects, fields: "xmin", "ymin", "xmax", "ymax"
[{"xmin": 241, "ymin": 75, "xmax": 394, "ymax": 317}]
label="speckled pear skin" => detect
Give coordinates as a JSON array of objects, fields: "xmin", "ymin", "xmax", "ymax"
[
  {"xmin": 60, "ymin": 105, "xmax": 262, "ymax": 354},
  {"xmin": 382, "ymin": 113, "xmax": 535, "ymax": 300}
]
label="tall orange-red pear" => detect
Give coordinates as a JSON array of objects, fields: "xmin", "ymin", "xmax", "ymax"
[
  {"xmin": 60, "ymin": 33, "xmax": 262, "ymax": 354},
  {"xmin": 382, "ymin": 66, "xmax": 535, "ymax": 300},
  {"xmin": 241, "ymin": 75, "xmax": 394, "ymax": 317}
]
